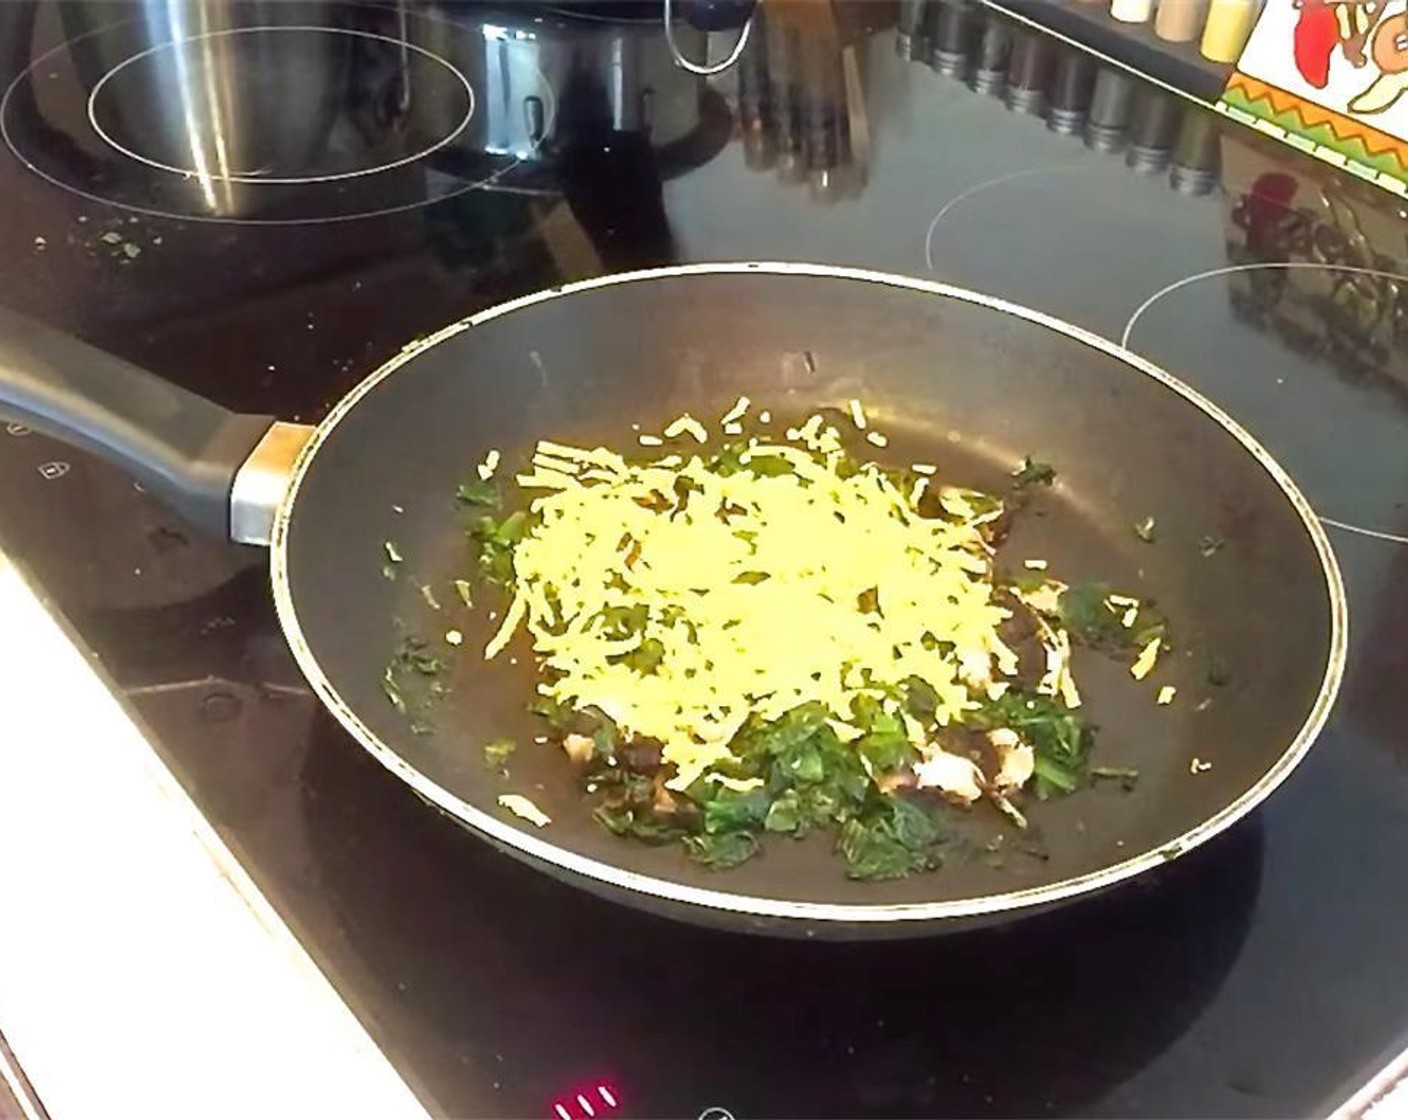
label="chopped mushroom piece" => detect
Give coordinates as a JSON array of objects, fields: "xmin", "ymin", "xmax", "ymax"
[
  {"xmin": 914, "ymin": 748, "xmax": 985, "ymax": 805},
  {"xmin": 988, "ymin": 729, "xmax": 1036, "ymax": 791},
  {"xmin": 562, "ymin": 733, "xmax": 595, "ymax": 764},
  {"xmin": 991, "ymin": 792, "xmax": 1028, "ymax": 830},
  {"xmin": 876, "ymin": 769, "xmax": 918, "ymax": 795}
]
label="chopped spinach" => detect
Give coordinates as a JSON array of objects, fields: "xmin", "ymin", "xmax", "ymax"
[
  {"xmin": 382, "ymin": 636, "xmax": 445, "ymax": 729},
  {"xmin": 1133, "ymin": 516, "xmax": 1157, "ymax": 544},
  {"xmin": 850, "ymin": 701, "xmax": 914, "ymax": 774},
  {"xmin": 528, "ymin": 694, "xmax": 574, "ymax": 730},
  {"xmin": 707, "ymin": 443, "xmax": 796, "ymax": 479},
  {"xmin": 685, "ymin": 830, "xmax": 760, "ymax": 869},
  {"xmin": 764, "ymin": 790, "xmax": 803, "ymax": 833},
  {"xmin": 1058, "ymin": 582, "xmax": 1124, "ymax": 649},
  {"xmin": 594, "ymin": 803, "xmax": 684, "ymax": 845},
  {"xmin": 484, "ymin": 738, "xmax": 516, "ymax": 772},
  {"xmin": 839, "ymin": 797, "xmax": 945, "ymax": 880},
  {"xmin": 1058, "ymin": 583, "xmax": 1168, "ymax": 656},
  {"xmin": 396, "ymin": 639, "xmax": 443, "ymax": 676},
  {"xmin": 469, "ymin": 509, "xmax": 530, "ymax": 585},
  {"xmin": 1012, "ymin": 457, "xmax": 1056, "ymax": 489},
  {"xmin": 972, "ymin": 691, "xmax": 1091, "ymax": 800},
  {"xmin": 703, "ymin": 789, "xmax": 771, "ymax": 834},
  {"xmin": 456, "ymin": 479, "xmax": 500, "ymax": 508}
]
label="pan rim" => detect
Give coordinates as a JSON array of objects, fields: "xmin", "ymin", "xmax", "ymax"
[{"xmin": 269, "ymin": 261, "xmax": 1349, "ymax": 924}]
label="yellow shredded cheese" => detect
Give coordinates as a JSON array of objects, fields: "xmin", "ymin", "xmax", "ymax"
[
  {"xmin": 1131, "ymin": 636, "xmax": 1162, "ymax": 681},
  {"xmin": 721, "ymin": 396, "xmax": 751, "ymax": 425},
  {"xmin": 487, "ymin": 419, "xmax": 1015, "ymax": 791},
  {"xmin": 663, "ymin": 413, "xmax": 708, "ymax": 443}
]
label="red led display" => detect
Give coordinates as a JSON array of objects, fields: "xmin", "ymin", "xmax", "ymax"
[{"xmin": 550, "ymin": 1081, "xmax": 619, "ymax": 1120}]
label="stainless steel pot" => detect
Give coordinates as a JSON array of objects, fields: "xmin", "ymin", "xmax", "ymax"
[
  {"xmin": 57, "ymin": 1, "xmax": 350, "ymax": 217},
  {"xmin": 409, "ymin": 3, "xmax": 711, "ymax": 164}
]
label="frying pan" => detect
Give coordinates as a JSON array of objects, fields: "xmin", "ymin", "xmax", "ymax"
[{"xmin": 0, "ymin": 263, "xmax": 1346, "ymax": 937}]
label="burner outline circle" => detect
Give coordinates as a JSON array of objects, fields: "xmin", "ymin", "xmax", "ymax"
[
  {"xmin": 0, "ymin": 10, "xmax": 557, "ymax": 224},
  {"xmin": 85, "ymin": 24, "xmax": 475, "ymax": 186}
]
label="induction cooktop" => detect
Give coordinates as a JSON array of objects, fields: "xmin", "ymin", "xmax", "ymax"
[{"xmin": 3, "ymin": 2, "xmax": 1408, "ymax": 1117}]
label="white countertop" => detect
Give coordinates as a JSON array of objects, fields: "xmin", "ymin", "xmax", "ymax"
[{"xmin": 0, "ymin": 548, "xmax": 429, "ymax": 1120}]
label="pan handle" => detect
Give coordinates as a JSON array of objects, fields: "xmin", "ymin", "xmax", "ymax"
[{"xmin": 0, "ymin": 305, "xmax": 278, "ymax": 541}]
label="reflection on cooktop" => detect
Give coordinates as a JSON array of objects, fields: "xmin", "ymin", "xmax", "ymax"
[
  {"xmin": 87, "ymin": 26, "xmax": 473, "ymax": 184},
  {"xmin": 0, "ymin": 1, "xmax": 551, "ymax": 223}
]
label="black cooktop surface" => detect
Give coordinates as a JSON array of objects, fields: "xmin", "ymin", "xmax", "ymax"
[{"xmin": 3, "ymin": 2, "xmax": 1408, "ymax": 1118}]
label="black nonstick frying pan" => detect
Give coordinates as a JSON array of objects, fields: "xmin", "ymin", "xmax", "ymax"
[{"xmin": 0, "ymin": 263, "xmax": 1346, "ymax": 937}]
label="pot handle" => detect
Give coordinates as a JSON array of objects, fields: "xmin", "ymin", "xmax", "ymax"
[
  {"xmin": 0, "ymin": 306, "xmax": 276, "ymax": 540},
  {"xmin": 665, "ymin": 0, "xmax": 755, "ymax": 75}
]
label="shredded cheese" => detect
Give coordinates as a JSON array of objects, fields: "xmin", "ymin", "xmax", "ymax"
[
  {"xmin": 476, "ymin": 448, "xmax": 501, "ymax": 481},
  {"xmin": 1130, "ymin": 636, "xmax": 1162, "ymax": 681},
  {"xmin": 721, "ymin": 396, "xmax": 751, "ymax": 425},
  {"xmin": 487, "ymin": 418, "xmax": 1014, "ymax": 791},
  {"xmin": 663, "ymin": 413, "xmax": 708, "ymax": 443},
  {"xmin": 497, "ymin": 793, "xmax": 551, "ymax": 827}
]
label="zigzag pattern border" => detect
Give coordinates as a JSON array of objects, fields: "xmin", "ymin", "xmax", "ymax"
[
  {"xmin": 1219, "ymin": 73, "xmax": 1408, "ymax": 199},
  {"xmin": 1225, "ymin": 72, "xmax": 1408, "ymax": 160}
]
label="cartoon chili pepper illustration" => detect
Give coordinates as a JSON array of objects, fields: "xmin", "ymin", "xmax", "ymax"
[
  {"xmin": 1296, "ymin": 0, "xmax": 1340, "ymax": 88},
  {"xmin": 1294, "ymin": 0, "xmax": 1386, "ymax": 88}
]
